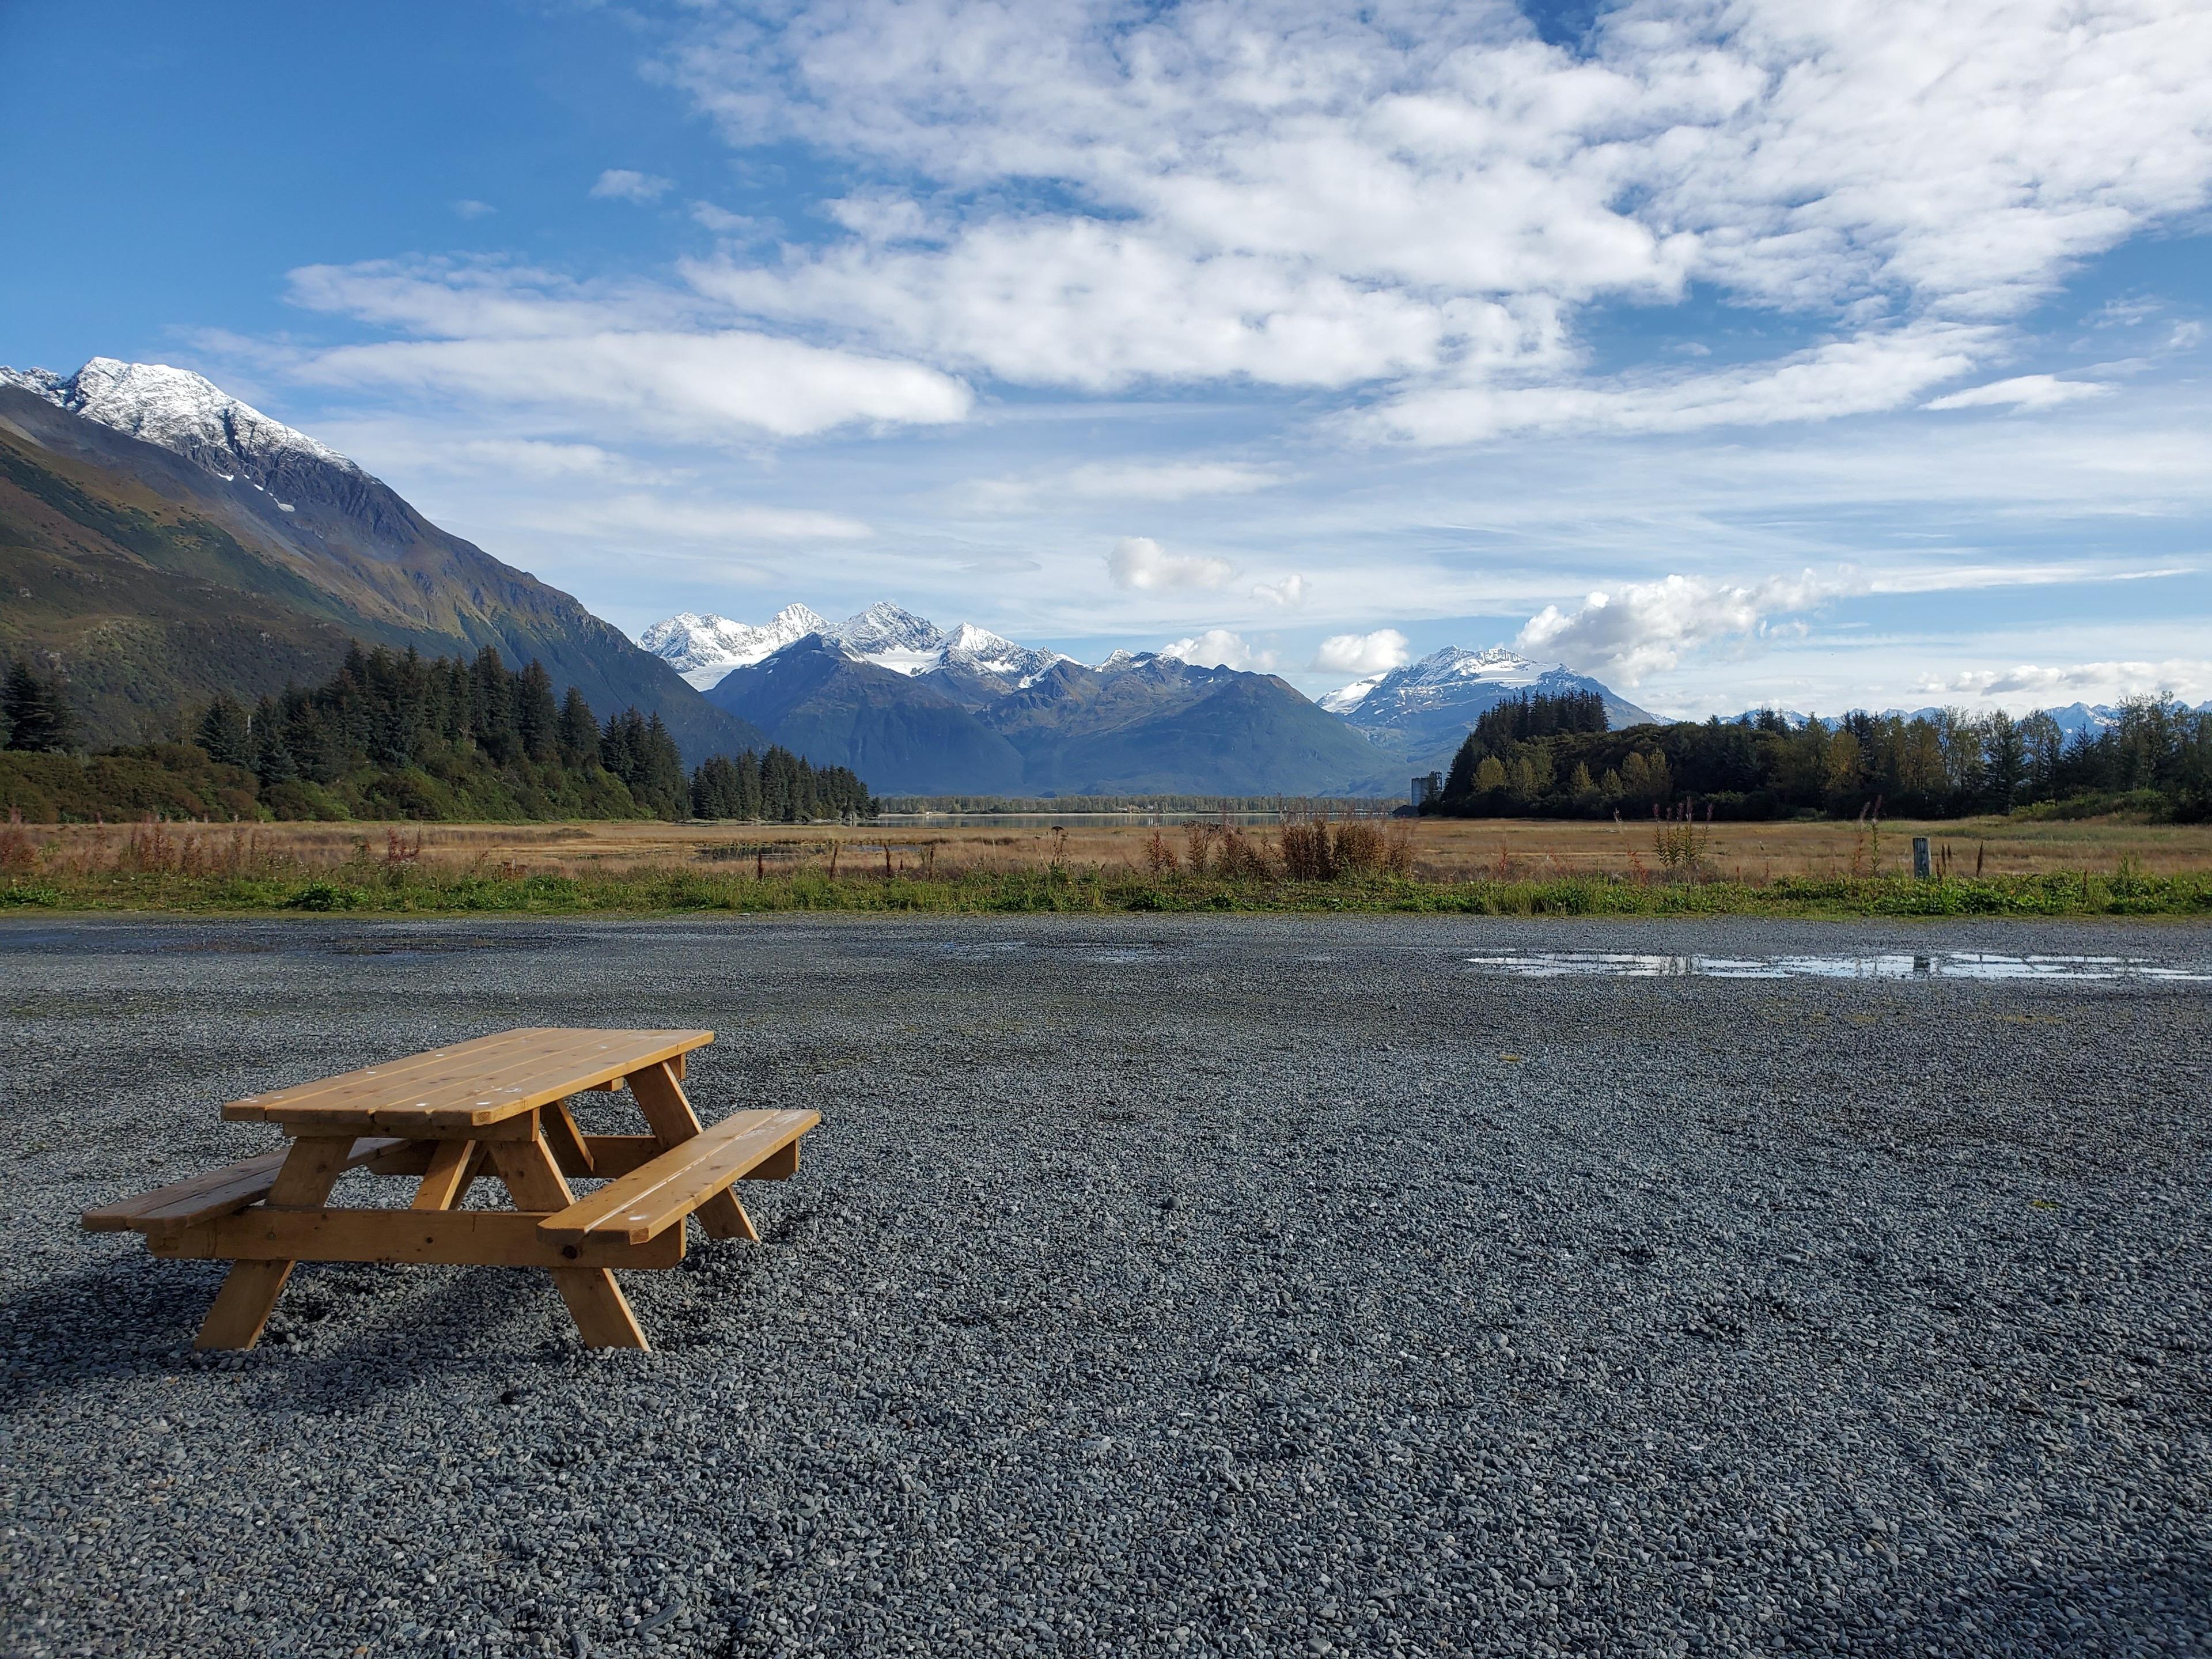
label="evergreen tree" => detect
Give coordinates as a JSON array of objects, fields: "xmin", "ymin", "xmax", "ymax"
[
  {"xmin": 558, "ymin": 688, "xmax": 600, "ymax": 768},
  {"xmin": 2, "ymin": 658, "xmax": 78, "ymax": 753},
  {"xmin": 197, "ymin": 695, "xmax": 255, "ymax": 768},
  {"xmin": 517, "ymin": 660, "xmax": 559, "ymax": 763}
]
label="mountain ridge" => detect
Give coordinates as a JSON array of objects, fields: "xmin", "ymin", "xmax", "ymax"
[{"xmin": 0, "ymin": 359, "xmax": 764, "ymax": 760}]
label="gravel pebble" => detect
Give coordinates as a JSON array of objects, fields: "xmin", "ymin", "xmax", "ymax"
[{"xmin": 2, "ymin": 913, "xmax": 2208, "ymax": 1657}]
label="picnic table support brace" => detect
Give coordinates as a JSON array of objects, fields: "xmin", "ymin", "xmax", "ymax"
[
  {"xmin": 486, "ymin": 1130, "xmax": 649, "ymax": 1350},
  {"xmin": 194, "ymin": 1135, "xmax": 354, "ymax": 1351},
  {"xmin": 629, "ymin": 1062, "xmax": 759, "ymax": 1243}
]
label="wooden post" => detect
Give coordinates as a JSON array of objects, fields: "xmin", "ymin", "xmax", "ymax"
[
  {"xmin": 628, "ymin": 1062, "xmax": 758, "ymax": 1241},
  {"xmin": 194, "ymin": 1135, "xmax": 354, "ymax": 1350},
  {"xmin": 1912, "ymin": 836, "xmax": 1931, "ymax": 880},
  {"xmin": 486, "ymin": 1131, "xmax": 647, "ymax": 1350}
]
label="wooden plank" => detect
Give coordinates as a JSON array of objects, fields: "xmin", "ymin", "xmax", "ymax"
[
  {"xmin": 271, "ymin": 1108, "xmax": 547, "ymax": 1141},
  {"xmin": 193, "ymin": 1137, "xmax": 353, "ymax": 1351},
  {"xmin": 488, "ymin": 1132, "xmax": 650, "ymax": 1351},
  {"xmin": 148, "ymin": 1209, "xmax": 683, "ymax": 1270},
  {"xmin": 84, "ymin": 1137, "xmax": 415, "ymax": 1235},
  {"xmin": 746, "ymin": 1139, "xmax": 801, "ymax": 1181},
  {"xmin": 542, "ymin": 1101, "xmax": 596, "ymax": 1177},
  {"xmin": 221, "ymin": 1029, "xmax": 551, "ymax": 1115},
  {"xmin": 541, "ymin": 1110, "xmax": 819, "ymax": 1245},
  {"xmin": 224, "ymin": 1029, "xmax": 714, "ymax": 1130},
  {"xmin": 628, "ymin": 1062, "xmax": 751, "ymax": 1241},
  {"xmin": 579, "ymin": 1135, "xmax": 663, "ymax": 1179},
  {"xmin": 411, "ymin": 1140, "xmax": 476, "ymax": 1211}
]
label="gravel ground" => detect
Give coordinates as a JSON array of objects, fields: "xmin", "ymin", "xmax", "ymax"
[{"xmin": 2, "ymin": 913, "xmax": 2209, "ymax": 1659}]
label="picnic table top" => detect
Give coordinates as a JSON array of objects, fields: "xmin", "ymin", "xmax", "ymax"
[{"xmin": 221, "ymin": 1027, "xmax": 714, "ymax": 1133}]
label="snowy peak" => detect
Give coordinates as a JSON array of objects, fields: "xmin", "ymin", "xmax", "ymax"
[
  {"xmin": 639, "ymin": 601, "xmax": 1070, "ymax": 690},
  {"xmin": 1316, "ymin": 673, "xmax": 1387, "ymax": 715},
  {"xmin": 639, "ymin": 604, "xmax": 830, "ymax": 688},
  {"xmin": 823, "ymin": 603, "xmax": 946, "ymax": 669},
  {"xmin": 941, "ymin": 623, "xmax": 1063, "ymax": 687},
  {"xmin": 1, "ymin": 357, "xmax": 359, "ymax": 501}
]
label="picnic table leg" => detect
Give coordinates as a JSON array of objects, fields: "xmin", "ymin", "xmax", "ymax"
[
  {"xmin": 411, "ymin": 1139, "xmax": 484, "ymax": 1211},
  {"xmin": 486, "ymin": 1129, "xmax": 649, "ymax": 1351},
  {"xmin": 628, "ymin": 1062, "xmax": 760, "ymax": 1243},
  {"xmin": 194, "ymin": 1135, "xmax": 354, "ymax": 1351}
]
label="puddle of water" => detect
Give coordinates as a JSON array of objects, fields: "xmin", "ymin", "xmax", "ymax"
[{"xmin": 1462, "ymin": 951, "xmax": 2212, "ymax": 982}]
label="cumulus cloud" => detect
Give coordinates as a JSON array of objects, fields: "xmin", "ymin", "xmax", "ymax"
[
  {"xmin": 1252, "ymin": 574, "xmax": 1306, "ymax": 607},
  {"xmin": 1161, "ymin": 629, "xmax": 1275, "ymax": 672},
  {"xmin": 451, "ymin": 199, "xmax": 497, "ymax": 220},
  {"xmin": 283, "ymin": 260, "xmax": 972, "ymax": 441},
  {"xmin": 1105, "ymin": 536, "xmax": 1235, "ymax": 592},
  {"xmin": 1314, "ymin": 628, "xmax": 1410, "ymax": 675},
  {"xmin": 1516, "ymin": 571, "xmax": 1854, "ymax": 685},
  {"xmin": 590, "ymin": 169, "xmax": 673, "ymax": 203},
  {"xmin": 1925, "ymin": 375, "xmax": 2113, "ymax": 412},
  {"xmin": 664, "ymin": 0, "xmax": 2212, "ymax": 431}
]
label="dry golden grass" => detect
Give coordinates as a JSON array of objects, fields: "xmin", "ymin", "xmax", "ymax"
[{"xmin": 17, "ymin": 809, "xmax": 2210, "ymax": 888}]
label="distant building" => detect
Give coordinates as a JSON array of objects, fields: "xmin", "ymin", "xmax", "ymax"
[{"xmin": 1410, "ymin": 772, "xmax": 1442, "ymax": 810}]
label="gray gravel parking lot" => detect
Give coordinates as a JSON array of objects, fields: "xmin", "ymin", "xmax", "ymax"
[{"xmin": 2, "ymin": 914, "xmax": 2209, "ymax": 1658}]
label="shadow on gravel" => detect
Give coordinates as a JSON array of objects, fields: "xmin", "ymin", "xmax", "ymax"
[
  {"xmin": 1813, "ymin": 1555, "xmax": 2212, "ymax": 1652},
  {"xmin": 0, "ymin": 1256, "xmax": 219, "ymax": 1405}
]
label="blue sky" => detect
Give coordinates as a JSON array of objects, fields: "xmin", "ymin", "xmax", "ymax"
[{"xmin": 5, "ymin": 0, "xmax": 2209, "ymax": 715}]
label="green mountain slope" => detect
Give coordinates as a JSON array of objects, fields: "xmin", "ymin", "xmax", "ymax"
[{"xmin": 0, "ymin": 385, "xmax": 762, "ymax": 759}]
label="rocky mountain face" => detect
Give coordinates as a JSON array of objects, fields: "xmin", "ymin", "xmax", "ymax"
[
  {"xmin": 694, "ymin": 619, "xmax": 1392, "ymax": 796},
  {"xmin": 0, "ymin": 360, "xmax": 762, "ymax": 759},
  {"xmin": 651, "ymin": 602, "xmax": 1684, "ymax": 794}
]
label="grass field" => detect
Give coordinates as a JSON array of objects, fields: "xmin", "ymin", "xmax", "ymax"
[{"xmin": 3, "ymin": 811, "xmax": 2208, "ymax": 916}]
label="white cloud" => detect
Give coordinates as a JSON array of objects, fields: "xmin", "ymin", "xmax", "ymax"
[
  {"xmin": 1105, "ymin": 535, "xmax": 1235, "ymax": 592},
  {"xmin": 691, "ymin": 202, "xmax": 767, "ymax": 236},
  {"xmin": 451, "ymin": 199, "xmax": 497, "ymax": 221},
  {"xmin": 664, "ymin": 0, "xmax": 2212, "ymax": 432},
  {"xmin": 1251, "ymin": 574, "xmax": 1306, "ymax": 607},
  {"xmin": 1517, "ymin": 571, "xmax": 1855, "ymax": 685},
  {"xmin": 1313, "ymin": 628, "xmax": 1409, "ymax": 675},
  {"xmin": 1925, "ymin": 374, "xmax": 2113, "ymax": 412},
  {"xmin": 591, "ymin": 169, "xmax": 673, "ymax": 203},
  {"xmin": 283, "ymin": 260, "xmax": 972, "ymax": 440},
  {"xmin": 1923, "ymin": 660, "xmax": 2212, "ymax": 700},
  {"xmin": 966, "ymin": 460, "xmax": 1279, "ymax": 512},
  {"xmin": 521, "ymin": 494, "xmax": 873, "ymax": 546},
  {"xmin": 1161, "ymin": 628, "xmax": 1275, "ymax": 672}
]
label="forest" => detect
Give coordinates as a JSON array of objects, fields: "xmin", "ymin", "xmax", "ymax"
[
  {"xmin": 1428, "ymin": 691, "xmax": 2212, "ymax": 821},
  {"xmin": 0, "ymin": 646, "xmax": 875, "ymax": 824}
]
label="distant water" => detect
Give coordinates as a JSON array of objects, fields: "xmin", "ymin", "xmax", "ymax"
[{"xmin": 1462, "ymin": 951, "xmax": 2212, "ymax": 982}]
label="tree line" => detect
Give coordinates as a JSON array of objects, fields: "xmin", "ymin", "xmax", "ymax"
[
  {"xmin": 1429, "ymin": 691, "xmax": 2212, "ymax": 820},
  {"xmin": 1, "ymin": 646, "xmax": 874, "ymax": 823}
]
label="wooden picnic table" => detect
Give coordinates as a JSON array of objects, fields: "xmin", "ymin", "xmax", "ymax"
[{"xmin": 83, "ymin": 1028, "xmax": 818, "ymax": 1352}]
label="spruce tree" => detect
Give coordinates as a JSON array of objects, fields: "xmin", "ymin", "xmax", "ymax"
[
  {"xmin": 197, "ymin": 695, "xmax": 255, "ymax": 768},
  {"xmin": 517, "ymin": 660, "xmax": 559, "ymax": 763},
  {"xmin": 2, "ymin": 658, "xmax": 78, "ymax": 753},
  {"xmin": 558, "ymin": 688, "xmax": 600, "ymax": 768}
]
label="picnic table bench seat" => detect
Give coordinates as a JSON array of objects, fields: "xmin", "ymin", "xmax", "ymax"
[
  {"xmin": 82, "ymin": 1137, "xmax": 421, "ymax": 1234},
  {"xmin": 82, "ymin": 1028, "xmax": 819, "ymax": 1353}
]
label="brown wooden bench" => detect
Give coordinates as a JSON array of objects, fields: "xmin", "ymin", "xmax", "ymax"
[{"xmin": 82, "ymin": 1028, "xmax": 819, "ymax": 1351}]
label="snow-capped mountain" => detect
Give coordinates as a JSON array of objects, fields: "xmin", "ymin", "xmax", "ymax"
[
  {"xmin": 639, "ymin": 603, "xmax": 1070, "ymax": 692},
  {"xmin": 1316, "ymin": 673, "xmax": 1387, "ymax": 715},
  {"xmin": 941, "ymin": 622, "xmax": 1062, "ymax": 685},
  {"xmin": 0, "ymin": 356, "xmax": 763, "ymax": 760},
  {"xmin": 640, "ymin": 605, "xmax": 831, "ymax": 689},
  {"xmin": 1, "ymin": 358, "xmax": 359, "ymax": 506},
  {"xmin": 828, "ymin": 603, "xmax": 948, "ymax": 673},
  {"xmin": 1329, "ymin": 646, "xmax": 1660, "ymax": 764}
]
